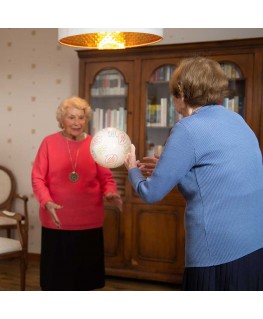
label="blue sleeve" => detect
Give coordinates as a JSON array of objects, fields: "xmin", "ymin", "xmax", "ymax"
[{"xmin": 128, "ymin": 123, "xmax": 195, "ymax": 203}]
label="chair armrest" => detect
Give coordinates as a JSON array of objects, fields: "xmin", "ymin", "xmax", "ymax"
[
  {"xmin": 14, "ymin": 194, "xmax": 29, "ymax": 224},
  {"xmin": 0, "ymin": 210, "xmax": 26, "ymax": 249},
  {"xmin": 15, "ymin": 193, "xmax": 29, "ymax": 203},
  {"xmin": 0, "ymin": 210, "xmax": 23, "ymax": 222}
]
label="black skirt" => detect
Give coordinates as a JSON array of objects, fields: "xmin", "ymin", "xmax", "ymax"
[
  {"xmin": 40, "ymin": 227, "xmax": 105, "ymax": 291},
  {"xmin": 183, "ymin": 247, "xmax": 263, "ymax": 291}
]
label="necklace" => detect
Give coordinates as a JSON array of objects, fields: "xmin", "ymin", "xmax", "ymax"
[{"xmin": 66, "ymin": 139, "xmax": 80, "ymax": 182}]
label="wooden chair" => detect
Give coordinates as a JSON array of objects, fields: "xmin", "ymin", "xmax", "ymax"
[
  {"xmin": 0, "ymin": 165, "xmax": 29, "ymax": 250},
  {"xmin": 0, "ymin": 210, "xmax": 27, "ymax": 290},
  {"xmin": 0, "ymin": 165, "xmax": 29, "ymax": 290}
]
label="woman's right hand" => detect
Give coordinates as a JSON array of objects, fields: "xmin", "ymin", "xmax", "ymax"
[
  {"xmin": 137, "ymin": 153, "xmax": 160, "ymax": 176},
  {"xmin": 45, "ymin": 201, "xmax": 63, "ymax": 228}
]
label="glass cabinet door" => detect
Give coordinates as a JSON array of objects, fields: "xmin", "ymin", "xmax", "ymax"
[
  {"xmin": 220, "ymin": 62, "xmax": 245, "ymax": 117},
  {"xmin": 145, "ymin": 62, "xmax": 246, "ymax": 157},
  {"xmin": 89, "ymin": 68, "xmax": 128, "ymax": 135},
  {"xmin": 145, "ymin": 64, "xmax": 178, "ymax": 156}
]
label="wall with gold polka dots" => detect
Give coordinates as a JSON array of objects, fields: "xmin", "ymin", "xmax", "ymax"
[{"xmin": 0, "ymin": 28, "xmax": 79, "ymax": 253}]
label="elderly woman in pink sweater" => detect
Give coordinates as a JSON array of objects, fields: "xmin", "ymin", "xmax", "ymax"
[{"xmin": 32, "ymin": 96, "xmax": 122, "ymax": 291}]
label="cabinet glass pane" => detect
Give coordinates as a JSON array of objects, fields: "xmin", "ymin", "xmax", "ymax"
[
  {"xmin": 90, "ymin": 69, "xmax": 128, "ymax": 135},
  {"xmin": 220, "ymin": 62, "xmax": 245, "ymax": 117},
  {"xmin": 146, "ymin": 65, "xmax": 179, "ymax": 156}
]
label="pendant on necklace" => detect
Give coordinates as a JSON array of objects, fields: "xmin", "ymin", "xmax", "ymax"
[{"xmin": 69, "ymin": 171, "xmax": 79, "ymax": 182}]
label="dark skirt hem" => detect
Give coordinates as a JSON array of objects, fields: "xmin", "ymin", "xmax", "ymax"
[
  {"xmin": 183, "ymin": 247, "xmax": 263, "ymax": 291},
  {"xmin": 40, "ymin": 226, "xmax": 105, "ymax": 291}
]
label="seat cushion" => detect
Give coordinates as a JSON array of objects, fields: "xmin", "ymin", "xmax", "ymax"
[
  {"xmin": 0, "ymin": 216, "xmax": 17, "ymax": 226},
  {"xmin": 0, "ymin": 237, "xmax": 22, "ymax": 253}
]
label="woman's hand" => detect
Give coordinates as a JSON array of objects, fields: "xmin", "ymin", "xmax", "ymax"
[
  {"xmin": 45, "ymin": 201, "xmax": 63, "ymax": 228},
  {"xmin": 105, "ymin": 193, "xmax": 123, "ymax": 212},
  {"xmin": 124, "ymin": 144, "xmax": 138, "ymax": 171},
  {"xmin": 137, "ymin": 153, "xmax": 160, "ymax": 176}
]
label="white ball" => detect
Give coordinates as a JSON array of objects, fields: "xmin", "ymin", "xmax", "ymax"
[{"xmin": 90, "ymin": 127, "xmax": 131, "ymax": 168}]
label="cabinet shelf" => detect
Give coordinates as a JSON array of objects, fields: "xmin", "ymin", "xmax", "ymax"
[
  {"xmin": 91, "ymin": 94, "xmax": 127, "ymax": 98},
  {"xmin": 146, "ymin": 125, "xmax": 173, "ymax": 129}
]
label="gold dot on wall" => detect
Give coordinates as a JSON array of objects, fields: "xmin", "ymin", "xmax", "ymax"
[
  {"xmin": 7, "ymin": 42, "xmax": 12, "ymax": 47},
  {"xmin": 57, "ymin": 45, "xmax": 62, "ymax": 51},
  {"xmin": 7, "ymin": 74, "xmax": 12, "ymax": 79},
  {"xmin": 31, "ymin": 96, "xmax": 36, "ymax": 102},
  {"xmin": 56, "ymin": 79, "xmax": 62, "ymax": 84},
  {"xmin": 31, "ymin": 128, "xmax": 36, "ymax": 134},
  {"xmin": 7, "ymin": 138, "xmax": 12, "ymax": 144},
  {"xmin": 7, "ymin": 106, "xmax": 12, "ymax": 111},
  {"xmin": 31, "ymin": 64, "xmax": 36, "ymax": 69},
  {"xmin": 31, "ymin": 30, "xmax": 36, "ymax": 36}
]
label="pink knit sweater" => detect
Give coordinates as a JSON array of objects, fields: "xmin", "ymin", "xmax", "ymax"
[{"xmin": 32, "ymin": 132, "xmax": 118, "ymax": 230}]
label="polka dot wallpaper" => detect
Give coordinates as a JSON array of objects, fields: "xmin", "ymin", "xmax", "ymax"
[{"xmin": 0, "ymin": 28, "xmax": 79, "ymax": 253}]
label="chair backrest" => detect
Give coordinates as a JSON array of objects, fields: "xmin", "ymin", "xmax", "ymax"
[{"xmin": 0, "ymin": 165, "xmax": 16, "ymax": 211}]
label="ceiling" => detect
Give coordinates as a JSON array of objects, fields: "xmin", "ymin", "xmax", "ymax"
[{"xmin": 159, "ymin": 28, "xmax": 263, "ymax": 45}]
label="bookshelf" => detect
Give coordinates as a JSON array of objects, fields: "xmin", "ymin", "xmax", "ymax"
[
  {"xmin": 220, "ymin": 62, "xmax": 245, "ymax": 117},
  {"xmin": 90, "ymin": 69, "xmax": 127, "ymax": 135},
  {"xmin": 146, "ymin": 65, "xmax": 182, "ymax": 155}
]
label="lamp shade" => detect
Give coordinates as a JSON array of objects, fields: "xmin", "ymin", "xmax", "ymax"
[{"xmin": 58, "ymin": 28, "xmax": 163, "ymax": 50}]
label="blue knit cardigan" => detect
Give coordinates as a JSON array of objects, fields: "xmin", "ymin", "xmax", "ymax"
[{"xmin": 128, "ymin": 105, "xmax": 263, "ymax": 267}]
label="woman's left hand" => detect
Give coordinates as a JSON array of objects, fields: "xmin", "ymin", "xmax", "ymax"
[
  {"xmin": 105, "ymin": 192, "xmax": 123, "ymax": 212},
  {"xmin": 124, "ymin": 144, "xmax": 138, "ymax": 171}
]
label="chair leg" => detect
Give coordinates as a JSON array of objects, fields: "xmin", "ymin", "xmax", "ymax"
[
  {"xmin": 20, "ymin": 255, "xmax": 26, "ymax": 291},
  {"xmin": 7, "ymin": 229, "xmax": 11, "ymax": 238}
]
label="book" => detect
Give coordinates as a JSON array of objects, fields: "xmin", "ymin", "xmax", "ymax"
[{"xmin": 160, "ymin": 98, "xmax": 167, "ymax": 126}]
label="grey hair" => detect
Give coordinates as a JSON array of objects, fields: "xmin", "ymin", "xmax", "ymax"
[{"xmin": 56, "ymin": 96, "xmax": 92, "ymax": 129}]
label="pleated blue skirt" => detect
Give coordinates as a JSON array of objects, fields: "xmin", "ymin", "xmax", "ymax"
[{"xmin": 183, "ymin": 247, "xmax": 263, "ymax": 291}]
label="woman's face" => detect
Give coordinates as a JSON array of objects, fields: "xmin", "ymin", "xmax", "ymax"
[{"xmin": 61, "ymin": 106, "xmax": 87, "ymax": 140}]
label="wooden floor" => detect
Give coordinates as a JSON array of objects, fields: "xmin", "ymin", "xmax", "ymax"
[{"xmin": 0, "ymin": 258, "xmax": 181, "ymax": 291}]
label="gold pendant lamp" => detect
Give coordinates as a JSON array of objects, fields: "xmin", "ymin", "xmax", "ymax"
[{"xmin": 58, "ymin": 28, "xmax": 163, "ymax": 50}]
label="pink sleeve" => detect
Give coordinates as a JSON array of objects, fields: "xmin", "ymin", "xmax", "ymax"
[
  {"xmin": 31, "ymin": 139, "xmax": 53, "ymax": 208},
  {"xmin": 96, "ymin": 164, "xmax": 118, "ymax": 196}
]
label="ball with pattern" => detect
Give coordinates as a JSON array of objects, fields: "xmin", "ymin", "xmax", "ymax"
[{"xmin": 90, "ymin": 127, "xmax": 131, "ymax": 168}]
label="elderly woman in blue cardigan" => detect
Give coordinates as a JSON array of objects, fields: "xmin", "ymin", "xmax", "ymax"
[{"xmin": 124, "ymin": 57, "xmax": 263, "ymax": 291}]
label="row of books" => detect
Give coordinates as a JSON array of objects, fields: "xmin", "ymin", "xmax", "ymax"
[
  {"xmin": 222, "ymin": 95, "xmax": 244, "ymax": 116},
  {"xmin": 220, "ymin": 63, "xmax": 242, "ymax": 79},
  {"xmin": 91, "ymin": 73, "xmax": 127, "ymax": 96},
  {"xmin": 150, "ymin": 66, "xmax": 175, "ymax": 82},
  {"xmin": 146, "ymin": 97, "xmax": 182, "ymax": 127},
  {"xmin": 90, "ymin": 107, "xmax": 127, "ymax": 135},
  {"xmin": 148, "ymin": 63, "xmax": 243, "ymax": 82}
]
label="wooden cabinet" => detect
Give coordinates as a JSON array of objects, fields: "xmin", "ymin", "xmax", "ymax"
[{"xmin": 78, "ymin": 37, "xmax": 263, "ymax": 284}]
